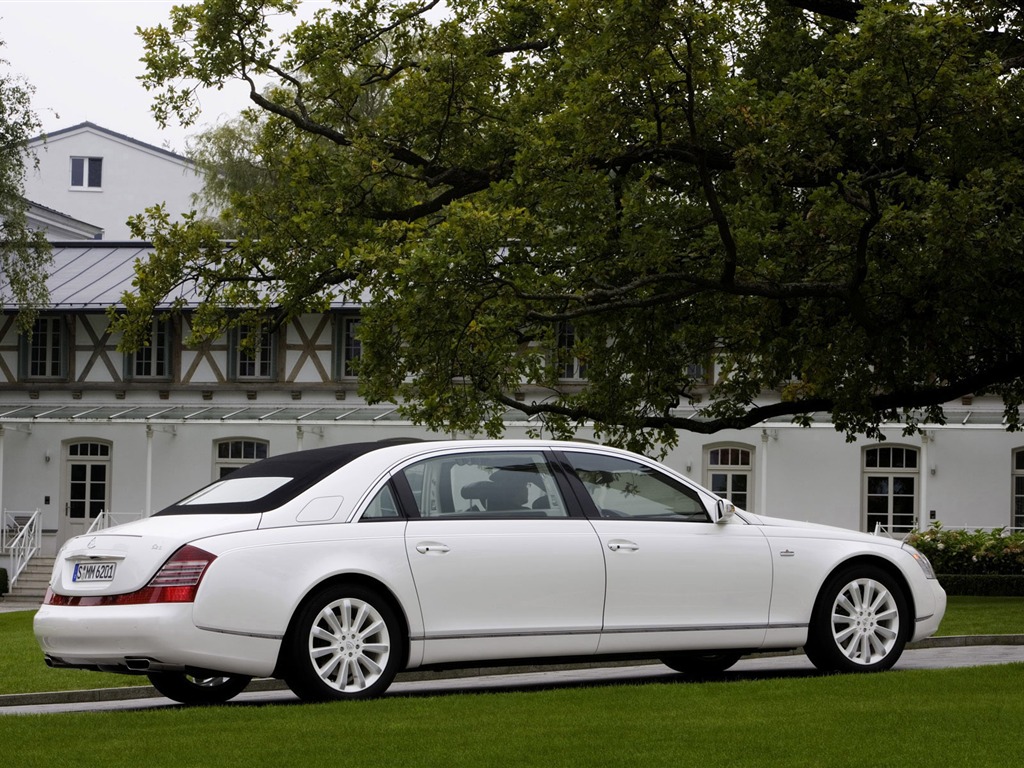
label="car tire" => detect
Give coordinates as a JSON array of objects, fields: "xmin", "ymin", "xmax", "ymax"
[
  {"xmin": 284, "ymin": 583, "xmax": 404, "ymax": 702},
  {"xmin": 804, "ymin": 564, "xmax": 909, "ymax": 673},
  {"xmin": 660, "ymin": 651, "xmax": 742, "ymax": 677},
  {"xmin": 147, "ymin": 672, "xmax": 252, "ymax": 705}
]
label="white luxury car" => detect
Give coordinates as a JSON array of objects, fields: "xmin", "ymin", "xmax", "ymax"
[{"xmin": 35, "ymin": 439, "xmax": 946, "ymax": 704}]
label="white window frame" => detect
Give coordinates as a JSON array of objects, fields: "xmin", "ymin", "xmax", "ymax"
[
  {"xmin": 863, "ymin": 445, "xmax": 919, "ymax": 534},
  {"xmin": 70, "ymin": 156, "xmax": 103, "ymax": 189},
  {"xmin": 21, "ymin": 315, "xmax": 68, "ymax": 380},
  {"xmin": 336, "ymin": 315, "xmax": 361, "ymax": 379},
  {"xmin": 1013, "ymin": 448, "xmax": 1024, "ymax": 531},
  {"xmin": 213, "ymin": 438, "xmax": 270, "ymax": 479},
  {"xmin": 704, "ymin": 443, "xmax": 754, "ymax": 511},
  {"xmin": 230, "ymin": 323, "xmax": 277, "ymax": 381},
  {"xmin": 555, "ymin": 321, "xmax": 586, "ymax": 381},
  {"xmin": 125, "ymin": 316, "xmax": 172, "ymax": 380}
]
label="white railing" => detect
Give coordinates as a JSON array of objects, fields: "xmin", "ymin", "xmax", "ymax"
[
  {"xmin": 872, "ymin": 523, "xmax": 912, "ymax": 541},
  {"xmin": 3, "ymin": 509, "xmax": 41, "ymax": 590},
  {"xmin": 86, "ymin": 510, "xmax": 145, "ymax": 534}
]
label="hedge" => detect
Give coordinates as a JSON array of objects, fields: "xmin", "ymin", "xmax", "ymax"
[
  {"xmin": 906, "ymin": 524, "xmax": 1024, "ymax": 596},
  {"xmin": 934, "ymin": 574, "xmax": 1024, "ymax": 596},
  {"xmin": 906, "ymin": 524, "xmax": 1024, "ymax": 576}
]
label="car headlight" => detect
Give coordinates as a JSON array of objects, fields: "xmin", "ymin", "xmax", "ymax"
[{"xmin": 903, "ymin": 543, "xmax": 937, "ymax": 580}]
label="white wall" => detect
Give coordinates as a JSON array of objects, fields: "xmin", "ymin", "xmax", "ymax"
[{"xmin": 24, "ymin": 125, "xmax": 205, "ymax": 240}]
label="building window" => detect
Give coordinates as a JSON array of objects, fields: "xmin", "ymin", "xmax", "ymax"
[
  {"xmin": 1013, "ymin": 450, "xmax": 1024, "ymax": 530},
  {"xmin": 66, "ymin": 441, "xmax": 112, "ymax": 525},
  {"xmin": 20, "ymin": 316, "xmax": 67, "ymax": 380},
  {"xmin": 229, "ymin": 323, "xmax": 276, "ymax": 380},
  {"xmin": 706, "ymin": 445, "xmax": 753, "ymax": 510},
  {"xmin": 71, "ymin": 157, "xmax": 103, "ymax": 188},
  {"xmin": 336, "ymin": 316, "xmax": 361, "ymax": 378},
  {"xmin": 556, "ymin": 321, "xmax": 586, "ymax": 380},
  {"xmin": 125, "ymin": 317, "xmax": 172, "ymax": 379},
  {"xmin": 214, "ymin": 439, "xmax": 269, "ymax": 479},
  {"xmin": 863, "ymin": 445, "xmax": 919, "ymax": 534}
]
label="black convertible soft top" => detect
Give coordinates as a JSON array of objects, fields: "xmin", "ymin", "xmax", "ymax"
[{"xmin": 155, "ymin": 439, "xmax": 420, "ymax": 516}]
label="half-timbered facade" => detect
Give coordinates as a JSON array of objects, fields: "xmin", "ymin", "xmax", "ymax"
[{"xmin": 3, "ymin": 243, "xmax": 1024, "ymax": 586}]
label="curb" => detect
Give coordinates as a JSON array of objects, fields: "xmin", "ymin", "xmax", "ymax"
[{"xmin": 3, "ymin": 634, "xmax": 1022, "ymax": 709}]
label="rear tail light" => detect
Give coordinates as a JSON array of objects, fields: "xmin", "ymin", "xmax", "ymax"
[{"xmin": 45, "ymin": 545, "xmax": 217, "ymax": 607}]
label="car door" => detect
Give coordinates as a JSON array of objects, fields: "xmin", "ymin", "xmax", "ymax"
[
  {"xmin": 396, "ymin": 449, "xmax": 606, "ymax": 665},
  {"xmin": 558, "ymin": 450, "xmax": 774, "ymax": 654}
]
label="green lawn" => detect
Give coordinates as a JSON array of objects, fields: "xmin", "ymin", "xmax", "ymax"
[
  {"xmin": 4, "ymin": 598, "xmax": 1024, "ymax": 767},
  {"xmin": 3, "ymin": 595, "xmax": 1022, "ymax": 697},
  {"xmin": 3, "ymin": 665, "xmax": 1023, "ymax": 767},
  {"xmin": 933, "ymin": 596, "xmax": 1024, "ymax": 636}
]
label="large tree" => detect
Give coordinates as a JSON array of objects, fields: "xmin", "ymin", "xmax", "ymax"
[
  {"xmin": 121, "ymin": 0, "xmax": 1024, "ymax": 453},
  {"xmin": 0, "ymin": 37, "xmax": 50, "ymax": 327}
]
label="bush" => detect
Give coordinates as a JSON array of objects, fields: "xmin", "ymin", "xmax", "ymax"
[
  {"xmin": 906, "ymin": 524, "xmax": 1024, "ymax": 576},
  {"xmin": 0, "ymin": 567, "xmax": 7, "ymax": 596},
  {"xmin": 935, "ymin": 574, "xmax": 1024, "ymax": 597}
]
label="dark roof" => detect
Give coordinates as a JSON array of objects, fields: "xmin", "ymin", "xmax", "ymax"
[
  {"xmin": 44, "ymin": 242, "xmax": 173, "ymax": 308},
  {"xmin": 26, "ymin": 200, "xmax": 104, "ymax": 231},
  {"xmin": 8, "ymin": 242, "xmax": 360, "ymax": 310},
  {"xmin": 155, "ymin": 440, "xmax": 410, "ymax": 515},
  {"xmin": 34, "ymin": 122, "xmax": 193, "ymax": 165}
]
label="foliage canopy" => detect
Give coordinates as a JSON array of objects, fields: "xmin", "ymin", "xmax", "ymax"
[
  {"xmin": 122, "ymin": 0, "xmax": 1024, "ymax": 453},
  {"xmin": 0, "ymin": 37, "xmax": 50, "ymax": 327}
]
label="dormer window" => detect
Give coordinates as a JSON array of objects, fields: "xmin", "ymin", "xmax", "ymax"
[{"xmin": 71, "ymin": 156, "xmax": 103, "ymax": 188}]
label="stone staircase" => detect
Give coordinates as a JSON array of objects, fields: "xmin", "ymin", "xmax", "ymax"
[{"xmin": 3, "ymin": 556, "xmax": 54, "ymax": 604}]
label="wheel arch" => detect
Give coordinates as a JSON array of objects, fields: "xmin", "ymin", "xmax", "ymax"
[
  {"xmin": 272, "ymin": 572, "xmax": 412, "ymax": 678},
  {"xmin": 811, "ymin": 554, "xmax": 916, "ymax": 633}
]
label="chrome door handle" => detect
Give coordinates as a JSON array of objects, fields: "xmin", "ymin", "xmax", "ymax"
[
  {"xmin": 607, "ymin": 539, "xmax": 639, "ymax": 552},
  {"xmin": 415, "ymin": 542, "xmax": 451, "ymax": 555}
]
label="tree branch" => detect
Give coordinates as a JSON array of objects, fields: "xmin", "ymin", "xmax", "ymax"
[
  {"xmin": 783, "ymin": 0, "xmax": 863, "ymax": 23},
  {"xmin": 496, "ymin": 354, "xmax": 1024, "ymax": 435}
]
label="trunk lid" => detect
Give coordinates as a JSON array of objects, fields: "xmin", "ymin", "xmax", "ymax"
[{"xmin": 50, "ymin": 514, "xmax": 261, "ymax": 596}]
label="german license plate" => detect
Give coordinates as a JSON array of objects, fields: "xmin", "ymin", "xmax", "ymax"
[{"xmin": 72, "ymin": 562, "xmax": 116, "ymax": 582}]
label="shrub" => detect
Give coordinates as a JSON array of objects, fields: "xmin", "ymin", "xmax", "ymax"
[
  {"xmin": 0, "ymin": 567, "xmax": 7, "ymax": 596},
  {"xmin": 935, "ymin": 574, "xmax": 1024, "ymax": 597},
  {"xmin": 907, "ymin": 524, "xmax": 1024, "ymax": 576}
]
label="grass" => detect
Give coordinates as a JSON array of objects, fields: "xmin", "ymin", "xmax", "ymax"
[
  {"xmin": 2, "ymin": 595, "xmax": 1021, "ymax": 697},
  {"xmin": 933, "ymin": 596, "xmax": 1024, "ymax": 636},
  {"xmin": 2, "ymin": 664, "xmax": 1023, "ymax": 767}
]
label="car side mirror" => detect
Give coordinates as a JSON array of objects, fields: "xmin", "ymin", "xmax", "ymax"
[{"xmin": 715, "ymin": 499, "xmax": 735, "ymax": 524}]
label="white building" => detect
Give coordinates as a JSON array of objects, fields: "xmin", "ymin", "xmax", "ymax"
[
  {"xmin": 3, "ymin": 126, "xmax": 1024, "ymax": 595},
  {"xmin": 22, "ymin": 122, "xmax": 205, "ymax": 240}
]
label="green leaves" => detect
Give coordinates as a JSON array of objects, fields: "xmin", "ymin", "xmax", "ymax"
[
  {"xmin": 0, "ymin": 37, "xmax": 50, "ymax": 330},
  {"xmin": 124, "ymin": 1, "xmax": 1024, "ymax": 453}
]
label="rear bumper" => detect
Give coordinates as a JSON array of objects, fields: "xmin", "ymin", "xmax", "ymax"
[{"xmin": 33, "ymin": 602, "xmax": 281, "ymax": 678}]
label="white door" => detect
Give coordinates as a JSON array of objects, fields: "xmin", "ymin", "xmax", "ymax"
[
  {"xmin": 62, "ymin": 441, "xmax": 111, "ymax": 541},
  {"xmin": 398, "ymin": 450, "xmax": 606, "ymax": 665},
  {"xmin": 559, "ymin": 450, "xmax": 774, "ymax": 654}
]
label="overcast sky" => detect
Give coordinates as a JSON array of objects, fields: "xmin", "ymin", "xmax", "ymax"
[{"xmin": 0, "ymin": 0, "xmax": 331, "ymax": 154}]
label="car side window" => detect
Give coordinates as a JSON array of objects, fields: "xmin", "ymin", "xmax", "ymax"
[
  {"xmin": 359, "ymin": 483, "xmax": 402, "ymax": 521},
  {"xmin": 563, "ymin": 452, "xmax": 710, "ymax": 522},
  {"xmin": 400, "ymin": 452, "xmax": 568, "ymax": 519}
]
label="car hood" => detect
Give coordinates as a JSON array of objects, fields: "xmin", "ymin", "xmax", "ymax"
[
  {"xmin": 49, "ymin": 513, "xmax": 262, "ymax": 596},
  {"xmin": 740, "ymin": 512, "xmax": 904, "ymax": 547}
]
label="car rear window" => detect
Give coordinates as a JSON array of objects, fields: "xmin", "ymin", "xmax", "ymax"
[{"xmin": 155, "ymin": 441, "xmax": 401, "ymax": 515}]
